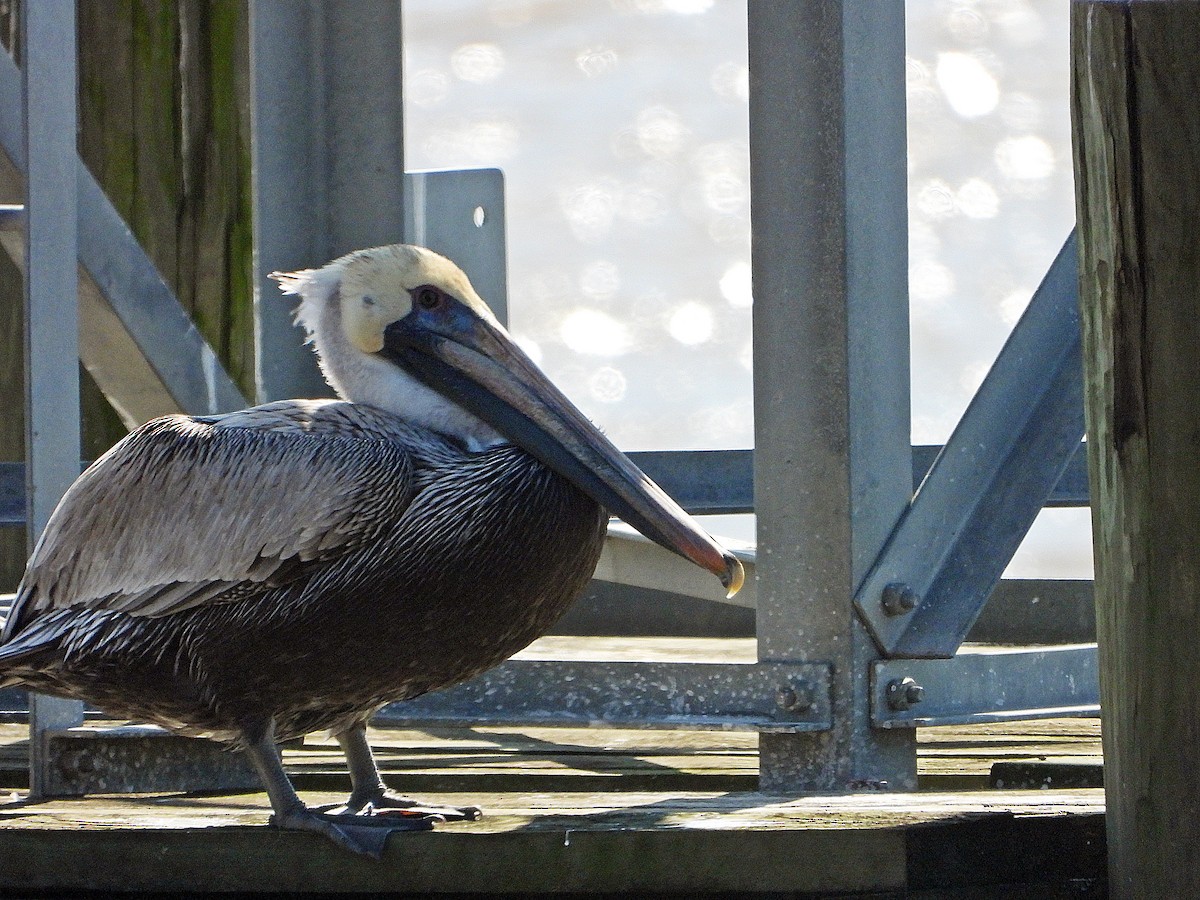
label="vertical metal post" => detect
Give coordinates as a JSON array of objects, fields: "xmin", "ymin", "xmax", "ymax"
[
  {"xmin": 749, "ymin": 1, "xmax": 916, "ymax": 790},
  {"xmin": 23, "ymin": 0, "xmax": 85, "ymax": 797},
  {"xmin": 249, "ymin": 0, "xmax": 405, "ymax": 402}
]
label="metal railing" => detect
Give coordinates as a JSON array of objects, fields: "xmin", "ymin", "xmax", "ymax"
[{"xmin": 5, "ymin": 0, "xmax": 1097, "ymax": 798}]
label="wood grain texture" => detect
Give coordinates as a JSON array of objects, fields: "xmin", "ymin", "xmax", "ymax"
[
  {"xmin": 0, "ymin": 636, "xmax": 1107, "ymax": 892},
  {"xmin": 1071, "ymin": 2, "xmax": 1200, "ymax": 896},
  {"xmin": 77, "ymin": 0, "xmax": 254, "ymax": 393},
  {"xmin": 0, "ymin": 713, "xmax": 1106, "ymax": 894}
]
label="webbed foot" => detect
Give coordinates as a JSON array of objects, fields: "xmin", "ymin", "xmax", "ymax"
[{"xmin": 270, "ymin": 804, "xmax": 444, "ymax": 859}]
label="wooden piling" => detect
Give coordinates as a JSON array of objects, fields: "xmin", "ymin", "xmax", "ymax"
[{"xmin": 1071, "ymin": 2, "xmax": 1200, "ymax": 895}]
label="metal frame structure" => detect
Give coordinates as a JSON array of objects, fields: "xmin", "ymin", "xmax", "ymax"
[
  {"xmin": 5, "ymin": 0, "xmax": 1098, "ymax": 797},
  {"xmin": 20, "ymin": 0, "xmax": 84, "ymax": 799}
]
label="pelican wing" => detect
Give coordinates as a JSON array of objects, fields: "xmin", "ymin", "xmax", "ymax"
[{"xmin": 5, "ymin": 400, "xmax": 422, "ymax": 639}]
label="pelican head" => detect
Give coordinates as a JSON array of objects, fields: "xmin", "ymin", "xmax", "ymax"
[{"xmin": 273, "ymin": 244, "xmax": 744, "ymax": 596}]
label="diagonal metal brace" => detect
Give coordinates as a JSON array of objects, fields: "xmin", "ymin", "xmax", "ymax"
[
  {"xmin": 0, "ymin": 45, "xmax": 248, "ymax": 427},
  {"xmin": 854, "ymin": 232, "xmax": 1087, "ymax": 658}
]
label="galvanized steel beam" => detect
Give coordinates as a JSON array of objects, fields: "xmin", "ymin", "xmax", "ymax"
[
  {"xmin": 41, "ymin": 725, "xmax": 261, "ymax": 796},
  {"xmin": 914, "ymin": 443, "xmax": 1088, "ymax": 507},
  {"xmin": 21, "ymin": 0, "xmax": 86, "ymax": 798},
  {"xmin": 0, "ymin": 441, "xmax": 1094, "ymax": 527},
  {"xmin": 379, "ymin": 659, "xmax": 831, "ymax": 732},
  {"xmin": 628, "ymin": 449, "xmax": 753, "ymax": 514},
  {"xmin": 855, "ymin": 234, "xmax": 1086, "ymax": 659},
  {"xmin": 250, "ymin": 0, "xmax": 406, "ymax": 402},
  {"xmin": 749, "ymin": 1, "xmax": 917, "ymax": 790},
  {"xmin": 871, "ymin": 644, "xmax": 1099, "ymax": 728}
]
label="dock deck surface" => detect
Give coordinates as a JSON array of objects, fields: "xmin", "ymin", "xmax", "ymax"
[{"xmin": 0, "ymin": 638, "xmax": 1106, "ymax": 896}]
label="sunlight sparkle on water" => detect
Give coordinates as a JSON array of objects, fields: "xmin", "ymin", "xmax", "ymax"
[
  {"xmin": 668, "ymin": 302, "xmax": 714, "ymax": 346},
  {"xmin": 910, "ymin": 260, "xmax": 956, "ymax": 304},
  {"xmin": 636, "ymin": 106, "xmax": 688, "ymax": 159},
  {"xmin": 936, "ymin": 52, "xmax": 999, "ymax": 119},
  {"xmin": 589, "ymin": 366, "xmax": 628, "ymax": 403},
  {"xmin": 576, "ymin": 46, "xmax": 619, "ymax": 78},
  {"xmin": 995, "ymin": 135, "xmax": 1056, "ymax": 180},
  {"xmin": 956, "ymin": 178, "xmax": 1000, "ymax": 219},
  {"xmin": 719, "ymin": 261, "xmax": 752, "ymax": 308},
  {"xmin": 580, "ymin": 260, "xmax": 621, "ymax": 301},
  {"xmin": 450, "ymin": 42, "xmax": 506, "ymax": 83},
  {"xmin": 561, "ymin": 308, "xmax": 632, "ymax": 356},
  {"xmin": 560, "ymin": 181, "xmax": 618, "ymax": 244}
]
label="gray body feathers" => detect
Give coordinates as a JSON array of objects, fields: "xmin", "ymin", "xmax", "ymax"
[{"xmin": 0, "ymin": 399, "xmax": 606, "ymax": 744}]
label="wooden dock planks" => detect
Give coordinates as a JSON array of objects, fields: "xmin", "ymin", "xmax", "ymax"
[{"xmin": 0, "ymin": 716, "xmax": 1105, "ymax": 895}]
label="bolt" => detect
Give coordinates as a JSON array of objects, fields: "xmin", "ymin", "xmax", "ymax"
[
  {"xmin": 57, "ymin": 749, "xmax": 97, "ymax": 779},
  {"xmin": 775, "ymin": 683, "xmax": 814, "ymax": 713},
  {"xmin": 881, "ymin": 583, "xmax": 919, "ymax": 616},
  {"xmin": 886, "ymin": 676, "xmax": 925, "ymax": 711}
]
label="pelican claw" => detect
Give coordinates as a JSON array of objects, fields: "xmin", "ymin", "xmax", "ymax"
[{"xmin": 346, "ymin": 790, "xmax": 483, "ymax": 822}]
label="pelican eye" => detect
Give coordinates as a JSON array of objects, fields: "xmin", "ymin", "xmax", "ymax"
[{"xmin": 413, "ymin": 285, "xmax": 444, "ymax": 311}]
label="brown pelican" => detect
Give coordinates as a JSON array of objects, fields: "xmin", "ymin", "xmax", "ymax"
[{"xmin": 0, "ymin": 245, "xmax": 742, "ymax": 857}]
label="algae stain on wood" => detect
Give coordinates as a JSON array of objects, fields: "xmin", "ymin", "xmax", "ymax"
[{"xmin": 79, "ymin": 0, "xmax": 254, "ymax": 395}]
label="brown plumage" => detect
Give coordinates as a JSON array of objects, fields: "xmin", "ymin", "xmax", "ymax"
[{"xmin": 0, "ymin": 244, "xmax": 741, "ymax": 857}]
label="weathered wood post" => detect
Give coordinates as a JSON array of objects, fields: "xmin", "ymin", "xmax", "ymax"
[{"xmin": 1071, "ymin": 2, "xmax": 1200, "ymax": 895}]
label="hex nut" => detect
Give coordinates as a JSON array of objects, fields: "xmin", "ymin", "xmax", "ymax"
[
  {"xmin": 775, "ymin": 683, "xmax": 814, "ymax": 713},
  {"xmin": 886, "ymin": 676, "xmax": 925, "ymax": 711},
  {"xmin": 882, "ymin": 583, "xmax": 919, "ymax": 616}
]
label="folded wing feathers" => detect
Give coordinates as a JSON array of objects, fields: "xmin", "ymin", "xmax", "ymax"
[{"xmin": 13, "ymin": 401, "xmax": 419, "ymax": 630}]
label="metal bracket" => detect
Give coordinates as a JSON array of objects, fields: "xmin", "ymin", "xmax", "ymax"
[
  {"xmin": 871, "ymin": 644, "xmax": 1099, "ymax": 728},
  {"xmin": 404, "ymin": 168, "xmax": 507, "ymax": 325},
  {"xmin": 379, "ymin": 659, "xmax": 833, "ymax": 733}
]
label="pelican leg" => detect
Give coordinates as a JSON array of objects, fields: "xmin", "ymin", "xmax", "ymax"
[
  {"xmin": 335, "ymin": 722, "xmax": 483, "ymax": 822},
  {"xmin": 243, "ymin": 720, "xmax": 442, "ymax": 859}
]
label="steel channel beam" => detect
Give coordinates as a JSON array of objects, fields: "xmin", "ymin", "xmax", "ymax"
[
  {"xmin": 627, "ymin": 449, "xmax": 753, "ymax": 514},
  {"xmin": 41, "ymin": 725, "xmax": 262, "ymax": 796},
  {"xmin": 594, "ymin": 523, "xmax": 756, "ymax": 608},
  {"xmin": 0, "ymin": 580, "xmax": 1099, "ymax": 652},
  {"xmin": 750, "ymin": 2, "xmax": 917, "ymax": 790},
  {"xmin": 871, "ymin": 644, "xmax": 1099, "ymax": 728},
  {"xmin": 378, "ymin": 659, "xmax": 831, "ymax": 732},
  {"xmin": 250, "ymin": 0, "xmax": 406, "ymax": 402},
  {"xmin": 21, "ymin": 0, "xmax": 86, "ymax": 798},
  {"xmin": 635, "ymin": 446, "xmax": 1085, "ymax": 514},
  {"xmin": 913, "ymin": 443, "xmax": 1088, "ymax": 507},
  {"xmin": 855, "ymin": 234, "xmax": 1085, "ymax": 659},
  {"xmin": 0, "ymin": 442, "xmax": 1092, "ymax": 526}
]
